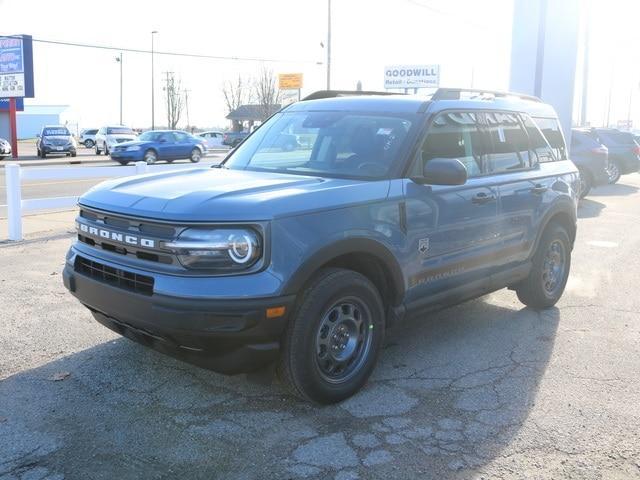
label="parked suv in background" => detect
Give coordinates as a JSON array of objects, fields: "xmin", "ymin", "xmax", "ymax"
[
  {"xmin": 222, "ymin": 131, "xmax": 249, "ymax": 147},
  {"xmin": 587, "ymin": 128, "xmax": 640, "ymax": 184},
  {"xmin": 36, "ymin": 125, "xmax": 77, "ymax": 158},
  {"xmin": 570, "ymin": 129, "xmax": 609, "ymax": 197},
  {"xmin": 79, "ymin": 128, "xmax": 98, "ymax": 148},
  {"xmin": 94, "ymin": 125, "xmax": 137, "ymax": 155},
  {"xmin": 64, "ymin": 89, "xmax": 578, "ymax": 404}
]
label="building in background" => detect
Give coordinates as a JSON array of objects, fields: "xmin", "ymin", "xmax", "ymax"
[
  {"xmin": 226, "ymin": 104, "xmax": 280, "ymax": 132},
  {"xmin": 0, "ymin": 104, "xmax": 68, "ymax": 139}
]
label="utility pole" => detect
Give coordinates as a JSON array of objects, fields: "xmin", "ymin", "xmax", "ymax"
[
  {"xmin": 326, "ymin": 0, "xmax": 332, "ymax": 90},
  {"xmin": 580, "ymin": 0, "xmax": 590, "ymax": 126},
  {"xmin": 151, "ymin": 30, "xmax": 158, "ymax": 130},
  {"xmin": 115, "ymin": 52, "xmax": 123, "ymax": 124},
  {"xmin": 163, "ymin": 71, "xmax": 173, "ymax": 128},
  {"xmin": 184, "ymin": 89, "xmax": 191, "ymax": 130}
]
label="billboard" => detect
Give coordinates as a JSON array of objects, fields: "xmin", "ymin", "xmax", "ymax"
[
  {"xmin": 278, "ymin": 73, "xmax": 303, "ymax": 90},
  {"xmin": 0, "ymin": 35, "xmax": 35, "ymax": 98},
  {"xmin": 384, "ymin": 64, "xmax": 440, "ymax": 89}
]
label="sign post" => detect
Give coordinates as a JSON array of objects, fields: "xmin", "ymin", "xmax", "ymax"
[{"xmin": 0, "ymin": 34, "xmax": 35, "ymax": 158}]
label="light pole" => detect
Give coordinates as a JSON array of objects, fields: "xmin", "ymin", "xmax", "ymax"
[
  {"xmin": 184, "ymin": 89, "xmax": 191, "ymax": 131},
  {"xmin": 115, "ymin": 52, "xmax": 123, "ymax": 124},
  {"xmin": 151, "ymin": 30, "xmax": 158, "ymax": 130}
]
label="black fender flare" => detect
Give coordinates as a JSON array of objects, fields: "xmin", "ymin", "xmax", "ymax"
[
  {"xmin": 530, "ymin": 197, "xmax": 577, "ymax": 258},
  {"xmin": 281, "ymin": 237, "xmax": 406, "ymax": 306}
]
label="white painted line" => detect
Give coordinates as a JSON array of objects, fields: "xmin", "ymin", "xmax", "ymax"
[{"xmin": 586, "ymin": 240, "xmax": 619, "ymax": 248}]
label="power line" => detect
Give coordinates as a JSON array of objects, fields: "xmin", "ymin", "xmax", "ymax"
[{"xmin": 1, "ymin": 34, "xmax": 320, "ymax": 64}]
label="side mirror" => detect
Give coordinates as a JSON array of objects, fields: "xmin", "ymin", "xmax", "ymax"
[{"xmin": 415, "ymin": 158, "xmax": 468, "ymax": 186}]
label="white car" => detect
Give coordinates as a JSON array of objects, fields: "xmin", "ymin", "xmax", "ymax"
[
  {"xmin": 94, "ymin": 125, "xmax": 138, "ymax": 155},
  {"xmin": 197, "ymin": 131, "xmax": 225, "ymax": 149}
]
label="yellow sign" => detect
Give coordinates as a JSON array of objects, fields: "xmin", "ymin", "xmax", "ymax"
[{"xmin": 278, "ymin": 73, "xmax": 303, "ymax": 90}]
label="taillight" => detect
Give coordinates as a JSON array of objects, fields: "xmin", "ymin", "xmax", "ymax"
[{"xmin": 633, "ymin": 145, "xmax": 640, "ymax": 155}]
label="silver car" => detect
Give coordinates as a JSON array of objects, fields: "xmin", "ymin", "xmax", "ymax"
[{"xmin": 94, "ymin": 125, "xmax": 137, "ymax": 155}]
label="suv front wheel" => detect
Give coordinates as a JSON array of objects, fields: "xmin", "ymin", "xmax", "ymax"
[
  {"xmin": 278, "ymin": 268, "xmax": 385, "ymax": 404},
  {"xmin": 515, "ymin": 223, "xmax": 571, "ymax": 309}
]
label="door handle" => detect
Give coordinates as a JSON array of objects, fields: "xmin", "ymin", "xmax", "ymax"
[
  {"xmin": 530, "ymin": 184, "xmax": 548, "ymax": 194},
  {"xmin": 471, "ymin": 192, "xmax": 496, "ymax": 205}
]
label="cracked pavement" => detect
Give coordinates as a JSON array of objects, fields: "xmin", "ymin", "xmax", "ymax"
[{"xmin": 1, "ymin": 176, "xmax": 640, "ymax": 479}]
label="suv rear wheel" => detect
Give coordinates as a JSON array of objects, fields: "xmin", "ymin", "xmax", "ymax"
[
  {"xmin": 278, "ymin": 268, "xmax": 385, "ymax": 404},
  {"xmin": 578, "ymin": 168, "xmax": 591, "ymax": 198},
  {"xmin": 515, "ymin": 223, "xmax": 571, "ymax": 309},
  {"xmin": 607, "ymin": 160, "xmax": 621, "ymax": 184}
]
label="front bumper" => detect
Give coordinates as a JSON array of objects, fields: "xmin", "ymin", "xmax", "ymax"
[
  {"xmin": 42, "ymin": 145, "xmax": 76, "ymax": 154},
  {"xmin": 0, "ymin": 145, "xmax": 11, "ymax": 155},
  {"xmin": 110, "ymin": 150, "xmax": 143, "ymax": 162},
  {"xmin": 63, "ymin": 252, "xmax": 296, "ymax": 374}
]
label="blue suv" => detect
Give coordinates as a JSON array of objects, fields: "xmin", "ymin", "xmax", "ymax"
[
  {"xmin": 63, "ymin": 89, "xmax": 578, "ymax": 403},
  {"xmin": 109, "ymin": 130, "xmax": 206, "ymax": 165}
]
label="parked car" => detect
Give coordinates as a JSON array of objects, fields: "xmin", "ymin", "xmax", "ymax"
[
  {"xmin": 222, "ymin": 131, "xmax": 249, "ymax": 147},
  {"xmin": 36, "ymin": 125, "xmax": 77, "ymax": 158},
  {"xmin": 586, "ymin": 128, "xmax": 640, "ymax": 184},
  {"xmin": 0, "ymin": 137, "xmax": 11, "ymax": 160},
  {"xmin": 64, "ymin": 88, "xmax": 578, "ymax": 404},
  {"xmin": 570, "ymin": 129, "xmax": 609, "ymax": 197},
  {"xmin": 198, "ymin": 131, "xmax": 225, "ymax": 149},
  {"xmin": 109, "ymin": 130, "xmax": 207, "ymax": 165},
  {"xmin": 94, "ymin": 125, "xmax": 138, "ymax": 155},
  {"xmin": 79, "ymin": 128, "xmax": 98, "ymax": 148}
]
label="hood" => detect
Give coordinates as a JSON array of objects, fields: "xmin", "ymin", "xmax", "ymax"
[
  {"xmin": 79, "ymin": 168, "xmax": 390, "ymax": 222},
  {"xmin": 107, "ymin": 134, "xmax": 137, "ymax": 140}
]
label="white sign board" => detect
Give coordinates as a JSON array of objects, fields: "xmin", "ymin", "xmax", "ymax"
[
  {"xmin": 281, "ymin": 89, "xmax": 299, "ymax": 107},
  {"xmin": 384, "ymin": 64, "xmax": 440, "ymax": 89}
]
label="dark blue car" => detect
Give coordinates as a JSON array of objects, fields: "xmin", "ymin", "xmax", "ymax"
[{"xmin": 110, "ymin": 130, "xmax": 206, "ymax": 165}]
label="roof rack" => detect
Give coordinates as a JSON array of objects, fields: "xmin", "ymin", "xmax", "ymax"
[
  {"xmin": 302, "ymin": 90, "xmax": 403, "ymax": 101},
  {"xmin": 431, "ymin": 88, "xmax": 542, "ymax": 103}
]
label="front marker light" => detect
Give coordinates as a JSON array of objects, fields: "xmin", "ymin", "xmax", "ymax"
[{"xmin": 165, "ymin": 228, "xmax": 261, "ymax": 270}]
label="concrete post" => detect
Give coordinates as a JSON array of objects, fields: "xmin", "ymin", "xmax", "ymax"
[
  {"xmin": 135, "ymin": 161, "xmax": 148, "ymax": 175},
  {"xmin": 6, "ymin": 163, "xmax": 23, "ymax": 241}
]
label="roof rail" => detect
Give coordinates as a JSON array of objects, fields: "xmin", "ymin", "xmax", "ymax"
[
  {"xmin": 431, "ymin": 88, "xmax": 542, "ymax": 103},
  {"xmin": 302, "ymin": 90, "xmax": 403, "ymax": 101}
]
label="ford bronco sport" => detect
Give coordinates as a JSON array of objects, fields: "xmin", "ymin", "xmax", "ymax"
[{"xmin": 63, "ymin": 88, "xmax": 578, "ymax": 404}]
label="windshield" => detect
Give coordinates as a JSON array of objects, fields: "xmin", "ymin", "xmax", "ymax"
[
  {"xmin": 224, "ymin": 111, "xmax": 415, "ymax": 178},
  {"xmin": 43, "ymin": 127, "xmax": 70, "ymax": 136},
  {"xmin": 107, "ymin": 127, "xmax": 135, "ymax": 135}
]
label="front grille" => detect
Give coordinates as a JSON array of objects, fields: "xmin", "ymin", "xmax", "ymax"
[{"xmin": 75, "ymin": 255, "xmax": 154, "ymax": 295}]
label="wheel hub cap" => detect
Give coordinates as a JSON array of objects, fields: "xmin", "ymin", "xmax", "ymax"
[{"xmin": 542, "ymin": 240, "xmax": 565, "ymax": 294}]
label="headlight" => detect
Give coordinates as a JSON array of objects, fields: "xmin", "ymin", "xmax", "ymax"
[
  {"xmin": 164, "ymin": 228, "xmax": 262, "ymax": 271},
  {"xmin": 126, "ymin": 146, "xmax": 141, "ymax": 151},
  {"xmin": 42, "ymin": 138, "xmax": 52, "ymax": 145}
]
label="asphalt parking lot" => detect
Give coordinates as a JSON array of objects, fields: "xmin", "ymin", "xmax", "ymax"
[{"xmin": 1, "ymin": 176, "xmax": 640, "ymax": 480}]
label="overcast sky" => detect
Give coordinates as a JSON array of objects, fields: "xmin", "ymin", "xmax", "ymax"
[{"xmin": 1, "ymin": 0, "xmax": 639, "ymax": 131}]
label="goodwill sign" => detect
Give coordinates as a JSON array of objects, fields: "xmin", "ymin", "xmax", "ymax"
[{"xmin": 384, "ymin": 64, "xmax": 440, "ymax": 89}]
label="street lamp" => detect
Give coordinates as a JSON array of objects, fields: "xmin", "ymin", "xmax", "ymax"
[
  {"xmin": 151, "ymin": 30, "xmax": 158, "ymax": 130},
  {"xmin": 115, "ymin": 52, "xmax": 123, "ymax": 125}
]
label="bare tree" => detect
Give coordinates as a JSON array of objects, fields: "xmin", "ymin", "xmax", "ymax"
[
  {"xmin": 222, "ymin": 75, "xmax": 251, "ymax": 132},
  {"xmin": 164, "ymin": 72, "xmax": 183, "ymax": 129},
  {"xmin": 253, "ymin": 67, "xmax": 281, "ymax": 121}
]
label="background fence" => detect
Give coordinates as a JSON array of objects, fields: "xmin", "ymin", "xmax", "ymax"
[{"xmin": 4, "ymin": 161, "xmax": 205, "ymax": 241}]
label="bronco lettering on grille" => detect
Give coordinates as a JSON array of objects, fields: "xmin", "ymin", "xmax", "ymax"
[{"xmin": 77, "ymin": 222, "xmax": 156, "ymax": 248}]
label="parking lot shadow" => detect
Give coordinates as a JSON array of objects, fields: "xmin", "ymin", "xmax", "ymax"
[
  {"xmin": 0, "ymin": 297, "xmax": 559, "ymax": 479},
  {"xmin": 578, "ymin": 198, "xmax": 606, "ymax": 218},
  {"xmin": 590, "ymin": 182, "xmax": 638, "ymax": 197}
]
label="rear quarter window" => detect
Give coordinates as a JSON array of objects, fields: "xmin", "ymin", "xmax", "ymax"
[{"xmin": 532, "ymin": 117, "xmax": 567, "ymax": 160}]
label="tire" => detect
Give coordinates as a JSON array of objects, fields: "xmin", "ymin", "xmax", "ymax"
[
  {"xmin": 95, "ymin": 145, "xmax": 101, "ymax": 155},
  {"xmin": 103, "ymin": 143, "xmax": 109, "ymax": 156},
  {"xmin": 71, "ymin": 152, "xmax": 77, "ymax": 157},
  {"xmin": 84, "ymin": 139, "xmax": 94, "ymax": 148},
  {"xmin": 578, "ymin": 168, "xmax": 591, "ymax": 198},
  {"xmin": 189, "ymin": 148, "xmax": 202, "ymax": 163},
  {"xmin": 40, "ymin": 150, "xmax": 46, "ymax": 159},
  {"xmin": 278, "ymin": 268, "xmax": 385, "ymax": 404},
  {"xmin": 607, "ymin": 160, "xmax": 621, "ymax": 184},
  {"xmin": 143, "ymin": 149, "xmax": 157, "ymax": 164},
  {"xmin": 515, "ymin": 223, "xmax": 571, "ymax": 309},
  {"xmin": 117, "ymin": 161, "xmax": 129, "ymax": 166}
]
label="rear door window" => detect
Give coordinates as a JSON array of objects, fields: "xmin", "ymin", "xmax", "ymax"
[
  {"xmin": 483, "ymin": 112, "xmax": 533, "ymax": 173},
  {"xmin": 532, "ymin": 117, "xmax": 566, "ymax": 160}
]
